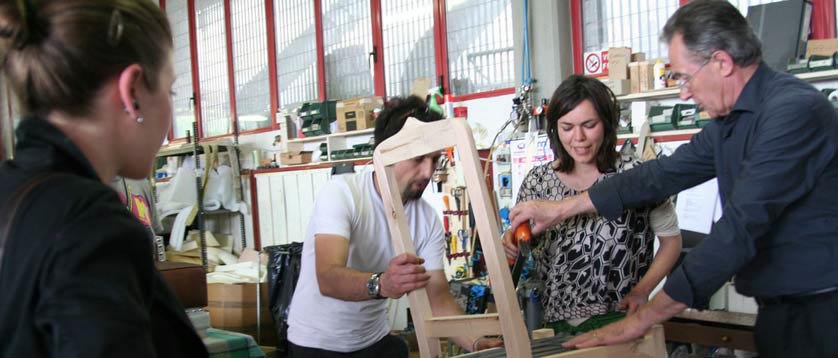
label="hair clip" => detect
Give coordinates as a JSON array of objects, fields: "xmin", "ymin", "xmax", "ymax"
[{"xmin": 107, "ymin": 9, "xmax": 124, "ymax": 46}]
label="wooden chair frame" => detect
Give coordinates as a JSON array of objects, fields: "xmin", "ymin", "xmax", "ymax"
[
  {"xmin": 374, "ymin": 118, "xmax": 530, "ymax": 357},
  {"xmin": 374, "ymin": 118, "xmax": 665, "ymax": 358}
]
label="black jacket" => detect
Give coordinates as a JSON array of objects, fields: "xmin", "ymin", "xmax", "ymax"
[{"xmin": 0, "ymin": 118, "xmax": 208, "ymax": 357}]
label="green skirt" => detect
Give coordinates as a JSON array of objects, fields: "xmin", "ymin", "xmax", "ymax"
[{"xmin": 545, "ymin": 311, "xmax": 626, "ymax": 336}]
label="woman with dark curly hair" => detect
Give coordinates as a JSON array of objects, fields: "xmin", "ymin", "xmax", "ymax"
[{"xmin": 504, "ymin": 75, "xmax": 682, "ymax": 336}]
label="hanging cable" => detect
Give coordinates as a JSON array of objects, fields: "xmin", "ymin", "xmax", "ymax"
[
  {"xmin": 521, "ymin": 0, "xmax": 532, "ymax": 86},
  {"xmin": 483, "ymin": 0, "xmax": 536, "ymax": 182}
]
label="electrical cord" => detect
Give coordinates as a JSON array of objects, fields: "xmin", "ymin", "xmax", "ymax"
[{"xmin": 481, "ymin": 84, "xmax": 533, "ymax": 182}]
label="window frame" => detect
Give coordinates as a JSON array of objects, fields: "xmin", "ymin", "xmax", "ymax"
[
  {"xmin": 164, "ymin": 0, "xmax": 517, "ymax": 143},
  {"xmin": 570, "ymin": 0, "xmax": 836, "ymax": 74}
]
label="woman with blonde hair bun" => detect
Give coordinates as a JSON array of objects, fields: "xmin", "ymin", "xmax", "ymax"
[{"xmin": 0, "ymin": 1, "xmax": 208, "ymax": 356}]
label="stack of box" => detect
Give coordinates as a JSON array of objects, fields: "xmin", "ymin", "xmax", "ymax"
[
  {"xmin": 336, "ymin": 96, "xmax": 384, "ymax": 133},
  {"xmin": 605, "ymin": 47, "xmax": 631, "ymax": 96},
  {"xmin": 649, "ymin": 105, "xmax": 675, "ymax": 132},
  {"xmin": 797, "ymin": 38, "xmax": 838, "ymax": 73},
  {"xmin": 278, "ymin": 142, "xmax": 312, "ymax": 166},
  {"xmin": 299, "ymin": 101, "xmax": 337, "ymax": 137},
  {"xmin": 626, "ymin": 52, "xmax": 656, "ymax": 94},
  {"xmin": 672, "ymin": 104, "xmax": 699, "ymax": 128},
  {"xmin": 206, "ymin": 282, "xmax": 276, "ymax": 345}
]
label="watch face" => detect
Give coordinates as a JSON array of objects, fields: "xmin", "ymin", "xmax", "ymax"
[
  {"xmin": 367, "ymin": 272, "xmax": 381, "ymax": 297},
  {"xmin": 367, "ymin": 274, "xmax": 376, "ymax": 297}
]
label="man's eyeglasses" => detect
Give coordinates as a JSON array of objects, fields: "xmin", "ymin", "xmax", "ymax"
[{"xmin": 667, "ymin": 59, "xmax": 710, "ymax": 90}]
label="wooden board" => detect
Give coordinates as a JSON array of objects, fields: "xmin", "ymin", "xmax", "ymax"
[
  {"xmin": 457, "ymin": 325, "xmax": 666, "ymax": 358},
  {"xmin": 374, "ymin": 118, "xmax": 530, "ymax": 358}
]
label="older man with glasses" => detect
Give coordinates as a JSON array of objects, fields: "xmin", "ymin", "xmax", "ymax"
[{"xmin": 510, "ymin": 1, "xmax": 838, "ymax": 357}]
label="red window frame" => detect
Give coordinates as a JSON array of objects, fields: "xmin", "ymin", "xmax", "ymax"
[
  {"xmin": 435, "ymin": 0, "xmax": 515, "ymax": 102},
  {"xmin": 571, "ymin": 0, "xmax": 836, "ymax": 74},
  {"xmin": 164, "ymin": 0, "xmax": 516, "ymax": 143}
]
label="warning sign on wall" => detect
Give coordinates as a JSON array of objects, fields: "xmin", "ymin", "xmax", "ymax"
[{"xmin": 583, "ymin": 50, "xmax": 609, "ymax": 76}]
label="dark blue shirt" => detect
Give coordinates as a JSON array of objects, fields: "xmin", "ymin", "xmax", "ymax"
[{"xmin": 589, "ymin": 63, "xmax": 838, "ymax": 307}]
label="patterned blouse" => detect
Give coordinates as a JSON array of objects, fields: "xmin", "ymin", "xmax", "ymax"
[{"xmin": 517, "ymin": 154, "xmax": 656, "ymax": 322}]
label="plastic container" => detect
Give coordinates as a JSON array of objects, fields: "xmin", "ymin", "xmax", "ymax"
[{"xmin": 653, "ymin": 59, "xmax": 666, "ymax": 90}]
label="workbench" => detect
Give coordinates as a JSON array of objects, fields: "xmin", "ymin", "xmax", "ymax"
[
  {"xmin": 663, "ymin": 309, "xmax": 756, "ymax": 352},
  {"xmin": 455, "ymin": 325, "xmax": 666, "ymax": 357}
]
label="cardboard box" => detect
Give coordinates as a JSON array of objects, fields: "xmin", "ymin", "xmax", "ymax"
[
  {"xmin": 336, "ymin": 96, "xmax": 384, "ymax": 132},
  {"xmin": 631, "ymin": 52, "xmax": 646, "ymax": 62},
  {"xmin": 637, "ymin": 61, "xmax": 654, "ymax": 92},
  {"xmin": 206, "ymin": 283, "xmax": 276, "ymax": 345},
  {"xmin": 600, "ymin": 79, "xmax": 630, "ymax": 96},
  {"xmin": 629, "ymin": 63, "xmax": 641, "ymax": 93},
  {"xmin": 608, "ymin": 47, "xmax": 632, "ymax": 80},
  {"xmin": 280, "ymin": 141, "xmax": 304, "ymax": 153},
  {"xmin": 279, "ymin": 151, "xmax": 312, "ymax": 165},
  {"xmin": 806, "ymin": 38, "xmax": 838, "ymax": 58},
  {"xmin": 410, "ymin": 78, "xmax": 433, "ymax": 98}
]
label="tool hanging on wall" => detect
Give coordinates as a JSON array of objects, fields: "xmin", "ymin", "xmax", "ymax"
[
  {"xmin": 450, "ymin": 186, "xmax": 465, "ymax": 215},
  {"xmin": 458, "ymin": 229, "xmax": 468, "ymax": 253},
  {"xmin": 432, "ymin": 155, "xmax": 449, "ymax": 192},
  {"xmin": 450, "ymin": 233, "xmax": 458, "ymax": 256}
]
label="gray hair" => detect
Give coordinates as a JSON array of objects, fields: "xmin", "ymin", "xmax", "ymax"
[{"xmin": 661, "ymin": 0, "xmax": 762, "ymax": 66}]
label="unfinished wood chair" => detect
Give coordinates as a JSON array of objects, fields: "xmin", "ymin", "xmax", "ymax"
[
  {"xmin": 374, "ymin": 117, "xmax": 530, "ymax": 358},
  {"xmin": 374, "ymin": 118, "xmax": 667, "ymax": 358}
]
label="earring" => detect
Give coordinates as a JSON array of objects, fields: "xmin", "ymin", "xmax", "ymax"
[{"xmin": 137, "ymin": 116, "xmax": 144, "ymax": 124}]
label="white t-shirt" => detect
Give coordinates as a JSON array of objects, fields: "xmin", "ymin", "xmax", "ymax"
[{"xmin": 287, "ymin": 170, "xmax": 445, "ymax": 352}]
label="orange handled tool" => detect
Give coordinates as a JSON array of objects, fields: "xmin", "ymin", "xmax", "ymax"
[
  {"xmin": 514, "ymin": 222, "xmax": 532, "ymax": 244},
  {"xmin": 507, "ymin": 223, "xmax": 532, "ymax": 265},
  {"xmin": 510, "ymin": 222, "xmax": 533, "ymax": 288}
]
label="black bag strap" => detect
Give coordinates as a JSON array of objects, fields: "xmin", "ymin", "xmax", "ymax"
[{"xmin": 0, "ymin": 172, "xmax": 66, "ymax": 270}]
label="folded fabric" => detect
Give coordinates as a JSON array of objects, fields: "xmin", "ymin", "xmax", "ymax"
[{"xmin": 207, "ymin": 261, "xmax": 266, "ymax": 284}]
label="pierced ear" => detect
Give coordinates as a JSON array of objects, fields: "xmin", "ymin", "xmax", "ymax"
[{"xmin": 117, "ymin": 64, "xmax": 144, "ymax": 118}]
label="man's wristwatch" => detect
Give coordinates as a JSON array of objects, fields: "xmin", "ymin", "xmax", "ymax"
[{"xmin": 367, "ymin": 272, "xmax": 385, "ymax": 299}]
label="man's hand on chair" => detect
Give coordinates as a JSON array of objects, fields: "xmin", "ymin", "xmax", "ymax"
[{"xmin": 380, "ymin": 253, "xmax": 430, "ymax": 298}]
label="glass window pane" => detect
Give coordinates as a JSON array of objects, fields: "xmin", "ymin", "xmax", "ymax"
[
  {"xmin": 446, "ymin": 0, "xmax": 514, "ymax": 96},
  {"xmin": 231, "ymin": 0, "xmax": 271, "ymax": 131},
  {"xmin": 382, "ymin": 0, "xmax": 436, "ymax": 97},
  {"xmin": 728, "ymin": 0, "xmax": 787, "ymax": 15},
  {"xmin": 582, "ymin": 0, "xmax": 679, "ymax": 62},
  {"xmin": 582, "ymin": 0, "xmax": 784, "ymax": 64},
  {"xmin": 196, "ymin": 0, "xmax": 232, "ymax": 137},
  {"xmin": 322, "ymin": 0, "xmax": 374, "ymax": 100},
  {"xmin": 275, "ymin": 0, "xmax": 319, "ymax": 107},
  {"xmin": 167, "ymin": 0, "xmax": 195, "ymax": 139}
]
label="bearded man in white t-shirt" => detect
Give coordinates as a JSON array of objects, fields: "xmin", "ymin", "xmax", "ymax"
[{"xmin": 287, "ymin": 96, "xmax": 503, "ymax": 357}]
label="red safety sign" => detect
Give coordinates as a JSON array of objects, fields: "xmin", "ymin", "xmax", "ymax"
[
  {"xmin": 583, "ymin": 50, "xmax": 609, "ymax": 76},
  {"xmin": 585, "ymin": 53, "xmax": 601, "ymax": 73}
]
